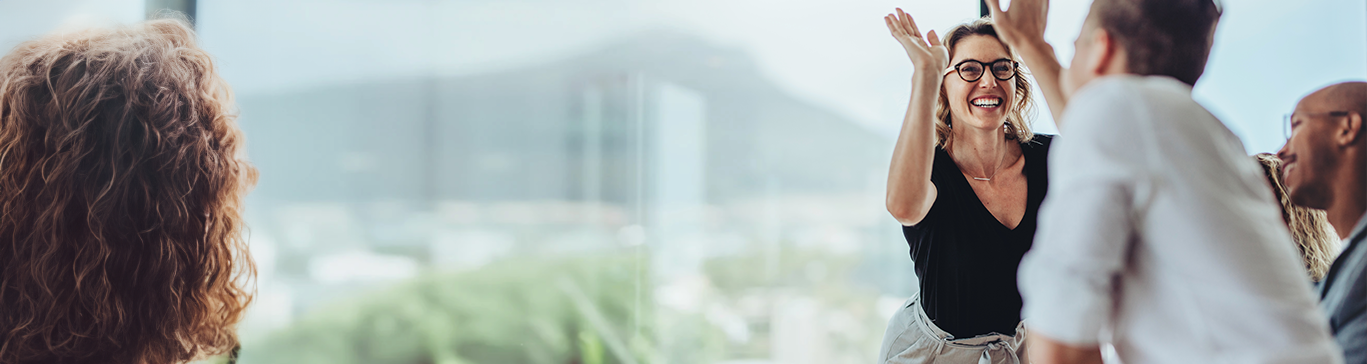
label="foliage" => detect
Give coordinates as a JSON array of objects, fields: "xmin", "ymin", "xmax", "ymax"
[{"xmin": 239, "ymin": 253, "xmax": 727, "ymax": 364}]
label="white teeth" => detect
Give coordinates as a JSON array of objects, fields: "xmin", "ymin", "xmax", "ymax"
[{"xmin": 971, "ymin": 98, "xmax": 1001, "ymax": 107}]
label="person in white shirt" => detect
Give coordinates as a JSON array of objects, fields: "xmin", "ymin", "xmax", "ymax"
[
  {"xmin": 983, "ymin": 0, "xmax": 1346, "ymax": 363},
  {"xmin": 1278, "ymin": 82, "xmax": 1367, "ymax": 364}
]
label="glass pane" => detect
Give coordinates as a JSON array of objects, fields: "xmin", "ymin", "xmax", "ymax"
[
  {"xmin": 1039, "ymin": 0, "xmax": 1367, "ymax": 153},
  {"xmin": 10, "ymin": 0, "xmax": 1358, "ymax": 363},
  {"xmin": 0, "ymin": 1, "xmax": 143, "ymax": 48},
  {"xmin": 1195, "ymin": 0, "xmax": 1367, "ymax": 153},
  {"xmin": 192, "ymin": 1, "xmax": 977, "ymax": 363}
]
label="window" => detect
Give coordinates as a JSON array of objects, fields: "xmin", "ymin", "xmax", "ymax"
[
  {"xmin": 1039, "ymin": 0, "xmax": 1367, "ymax": 153},
  {"xmin": 1, "ymin": 1, "xmax": 1362, "ymax": 363},
  {"xmin": 194, "ymin": 1, "xmax": 981, "ymax": 362}
]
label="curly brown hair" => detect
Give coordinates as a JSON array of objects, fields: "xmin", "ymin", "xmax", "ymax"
[{"xmin": 0, "ymin": 18, "xmax": 257, "ymax": 364}]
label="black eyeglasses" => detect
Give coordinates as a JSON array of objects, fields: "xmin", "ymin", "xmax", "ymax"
[
  {"xmin": 942, "ymin": 59, "xmax": 1018, "ymax": 83},
  {"xmin": 1283, "ymin": 110, "xmax": 1350, "ymax": 140}
]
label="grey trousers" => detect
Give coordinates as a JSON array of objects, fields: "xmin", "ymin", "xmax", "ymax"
[{"xmin": 878, "ymin": 295, "xmax": 1027, "ymax": 364}]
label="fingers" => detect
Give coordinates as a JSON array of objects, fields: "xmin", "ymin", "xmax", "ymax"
[
  {"xmin": 984, "ymin": 0, "xmax": 1006, "ymax": 18},
  {"xmin": 896, "ymin": 8, "xmax": 923, "ymax": 38},
  {"xmin": 906, "ymin": 15, "xmax": 922, "ymax": 38},
  {"xmin": 1015, "ymin": 0, "xmax": 1048, "ymax": 19},
  {"xmin": 895, "ymin": 8, "xmax": 908, "ymax": 34},
  {"xmin": 927, "ymin": 29, "xmax": 940, "ymax": 47},
  {"xmin": 885, "ymin": 14, "xmax": 904, "ymax": 36}
]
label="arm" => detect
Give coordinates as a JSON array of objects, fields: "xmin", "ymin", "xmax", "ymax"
[
  {"xmin": 884, "ymin": 8, "xmax": 948, "ymax": 226},
  {"xmin": 1340, "ymin": 308, "xmax": 1367, "ymax": 364},
  {"xmin": 985, "ymin": 0, "xmax": 1071, "ymax": 127},
  {"xmin": 1331, "ymin": 254, "xmax": 1367, "ymax": 364},
  {"xmin": 1026, "ymin": 331, "xmax": 1103, "ymax": 364},
  {"xmin": 1017, "ymin": 82, "xmax": 1140, "ymax": 363}
]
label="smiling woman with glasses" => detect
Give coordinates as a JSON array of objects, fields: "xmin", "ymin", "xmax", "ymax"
[{"xmin": 878, "ymin": 13, "xmax": 1050, "ymax": 364}]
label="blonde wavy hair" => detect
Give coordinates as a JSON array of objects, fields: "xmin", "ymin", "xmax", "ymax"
[
  {"xmin": 934, "ymin": 17, "xmax": 1037, "ymax": 149},
  {"xmin": 1254, "ymin": 153, "xmax": 1340, "ymax": 282},
  {"xmin": 0, "ymin": 18, "xmax": 257, "ymax": 364}
]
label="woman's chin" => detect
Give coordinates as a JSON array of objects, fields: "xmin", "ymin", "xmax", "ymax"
[{"xmin": 954, "ymin": 117, "xmax": 1008, "ymax": 131}]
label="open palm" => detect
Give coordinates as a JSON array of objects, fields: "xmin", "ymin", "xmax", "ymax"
[
  {"xmin": 985, "ymin": 0, "xmax": 1048, "ymax": 49},
  {"xmin": 885, "ymin": 8, "xmax": 948, "ymax": 73}
]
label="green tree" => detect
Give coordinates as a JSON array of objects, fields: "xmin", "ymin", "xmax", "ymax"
[{"xmin": 239, "ymin": 253, "xmax": 727, "ymax": 364}]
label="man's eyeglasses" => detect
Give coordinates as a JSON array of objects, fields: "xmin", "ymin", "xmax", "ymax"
[
  {"xmin": 1283, "ymin": 110, "xmax": 1350, "ymax": 140},
  {"xmin": 942, "ymin": 59, "xmax": 1018, "ymax": 83}
]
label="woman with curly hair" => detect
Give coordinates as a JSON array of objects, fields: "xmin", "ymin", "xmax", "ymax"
[
  {"xmin": 0, "ymin": 17, "xmax": 257, "ymax": 364},
  {"xmin": 1254, "ymin": 153, "xmax": 1341, "ymax": 283}
]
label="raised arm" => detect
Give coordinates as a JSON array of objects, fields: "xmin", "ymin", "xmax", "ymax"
[
  {"xmin": 884, "ymin": 8, "xmax": 948, "ymax": 226},
  {"xmin": 986, "ymin": 0, "xmax": 1070, "ymax": 127},
  {"xmin": 1017, "ymin": 82, "xmax": 1140, "ymax": 364}
]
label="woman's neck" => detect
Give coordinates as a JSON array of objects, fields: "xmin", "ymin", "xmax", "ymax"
[{"xmin": 949, "ymin": 124, "xmax": 1017, "ymax": 178}]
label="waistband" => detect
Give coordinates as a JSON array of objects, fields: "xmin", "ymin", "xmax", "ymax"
[{"xmin": 907, "ymin": 294, "xmax": 1027, "ymax": 364}]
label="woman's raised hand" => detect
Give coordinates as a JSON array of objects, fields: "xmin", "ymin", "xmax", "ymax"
[
  {"xmin": 885, "ymin": 8, "xmax": 949, "ymax": 74},
  {"xmin": 883, "ymin": 9, "xmax": 945, "ymax": 226}
]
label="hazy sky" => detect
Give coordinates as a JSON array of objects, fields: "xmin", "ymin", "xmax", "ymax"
[{"xmin": 1, "ymin": 0, "xmax": 1364, "ymax": 154}]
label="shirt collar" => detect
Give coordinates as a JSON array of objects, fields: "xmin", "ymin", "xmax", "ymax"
[{"xmin": 1350, "ymin": 212, "xmax": 1367, "ymax": 244}]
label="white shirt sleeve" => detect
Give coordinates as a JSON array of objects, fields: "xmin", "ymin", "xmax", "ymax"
[{"xmin": 1019, "ymin": 79, "xmax": 1152, "ymax": 345}]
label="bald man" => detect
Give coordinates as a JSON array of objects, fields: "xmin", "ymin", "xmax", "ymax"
[{"xmin": 1279, "ymin": 81, "xmax": 1367, "ymax": 363}]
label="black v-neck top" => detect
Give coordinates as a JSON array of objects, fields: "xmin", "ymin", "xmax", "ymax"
[{"xmin": 902, "ymin": 134, "xmax": 1052, "ymax": 338}]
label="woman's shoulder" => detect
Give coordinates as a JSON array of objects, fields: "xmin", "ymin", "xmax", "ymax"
[
  {"xmin": 1022, "ymin": 133, "xmax": 1054, "ymax": 152},
  {"xmin": 1021, "ymin": 134, "xmax": 1053, "ymax": 180},
  {"xmin": 929, "ymin": 145, "xmax": 959, "ymax": 176}
]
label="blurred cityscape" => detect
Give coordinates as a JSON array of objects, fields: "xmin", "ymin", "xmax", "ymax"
[{"xmin": 233, "ymin": 32, "xmax": 913, "ymax": 364}]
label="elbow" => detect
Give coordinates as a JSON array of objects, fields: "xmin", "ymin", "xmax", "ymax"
[
  {"xmin": 886, "ymin": 203, "xmax": 906, "ymax": 223},
  {"xmin": 886, "ymin": 199, "xmax": 925, "ymax": 226},
  {"xmin": 887, "ymin": 185, "xmax": 933, "ymax": 226}
]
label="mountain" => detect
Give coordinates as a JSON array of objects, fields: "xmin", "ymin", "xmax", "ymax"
[{"xmin": 236, "ymin": 31, "xmax": 890, "ymax": 205}]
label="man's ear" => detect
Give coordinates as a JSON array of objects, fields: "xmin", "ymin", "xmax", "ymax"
[
  {"xmin": 1090, "ymin": 28, "xmax": 1118, "ymax": 76},
  {"xmin": 1338, "ymin": 111, "xmax": 1363, "ymax": 147}
]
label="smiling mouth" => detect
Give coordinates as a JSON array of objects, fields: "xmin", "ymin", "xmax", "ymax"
[{"xmin": 971, "ymin": 97, "xmax": 1002, "ymax": 108}]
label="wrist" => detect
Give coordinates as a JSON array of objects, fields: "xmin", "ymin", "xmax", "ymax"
[
  {"xmin": 1017, "ymin": 39, "xmax": 1056, "ymax": 60},
  {"xmin": 913, "ymin": 62, "xmax": 946, "ymax": 74},
  {"xmin": 911, "ymin": 68, "xmax": 944, "ymax": 85}
]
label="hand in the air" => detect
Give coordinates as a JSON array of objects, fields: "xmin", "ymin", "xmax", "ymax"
[
  {"xmin": 885, "ymin": 8, "xmax": 949, "ymax": 73},
  {"xmin": 985, "ymin": 0, "xmax": 1049, "ymax": 49}
]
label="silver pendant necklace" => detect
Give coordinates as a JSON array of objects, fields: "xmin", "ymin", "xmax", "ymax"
[{"xmin": 968, "ymin": 150, "xmax": 1010, "ymax": 182}]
